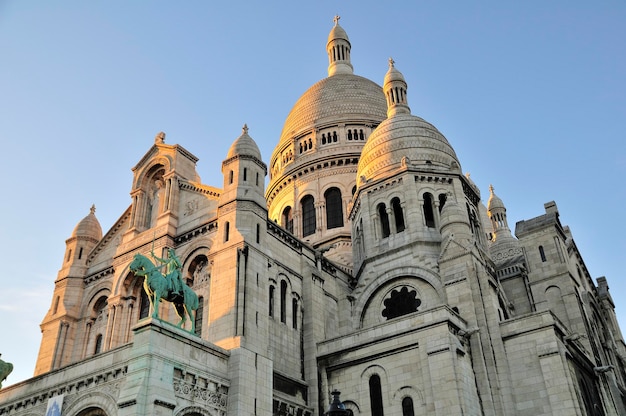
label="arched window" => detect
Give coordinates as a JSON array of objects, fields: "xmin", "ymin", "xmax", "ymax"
[
  {"xmin": 282, "ymin": 206, "xmax": 294, "ymax": 233},
  {"xmin": 94, "ymin": 334, "xmax": 103, "ymax": 355},
  {"xmin": 325, "ymin": 187, "xmax": 344, "ymax": 229},
  {"xmin": 391, "ymin": 197, "xmax": 405, "ymax": 233},
  {"xmin": 139, "ymin": 289, "xmax": 150, "ymax": 320},
  {"xmin": 369, "ymin": 374, "xmax": 384, "ymax": 416},
  {"xmin": 378, "ymin": 203, "xmax": 390, "ymax": 238},
  {"xmin": 269, "ymin": 285, "xmax": 275, "ymax": 317},
  {"xmin": 438, "ymin": 193, "xmax": 447, "ymax": 212},
  {"xmin": 402, "ymin": 397, "xmax": 415, "ymax": 416},
  {"xmin": 539, "ymin": 246, "xmax": 547, "ymax": 262},
  {"xmin": 292, "ymin": 298, "xmax": 298, "ymax": 329},
  {"xmin": 280, "ymin": 280, "xmax": 287, "ymax": 323},
  {"xmin": 301, "ymin": 195, "xmax": 316, "ymax": 237},
  {"xmin": 423, "ymin": 193, "xmax": 435, "ymax": 228},
  {"xmin": 195, "ymin": 296, "xmax": 204, "ymax": 336}
]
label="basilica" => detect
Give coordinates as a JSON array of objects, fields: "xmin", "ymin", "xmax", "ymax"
[{"xmin": 1, "ymin": 18, "xmax": 625, "ymax": 416}]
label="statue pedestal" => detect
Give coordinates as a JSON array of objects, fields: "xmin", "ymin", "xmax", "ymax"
[{"xmin": 117, "ymin": 318, "xmax": 230, "ymax": 416}]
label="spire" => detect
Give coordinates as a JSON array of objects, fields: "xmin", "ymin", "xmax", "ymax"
[
  {"xmin": 383, "ymin": 58, "xmax": 410, "ymax": 117},
  {"xmin": 326, "ymin": 16, "xmax": 353, "ymax": 76},
  {"xmin": 487, "ymin": 185, "xmax": 512, "ymax": 239}
]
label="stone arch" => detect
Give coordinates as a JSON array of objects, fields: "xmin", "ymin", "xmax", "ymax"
[
  {"xmin": 393, "ymin": 386, "xmax": 425, "ymax": 407},
  {"xmin": 63, "ymin": 391, "xmax": 117, "ymax": 416},
  {"xmin": 355, "ymin": 266, "xmax": 445, "ymax": 329},
  {"xmin": 545, "ymin": 285, "xmax": 569, "ymax": 326},
  {"xmin": 174, "ymin": 405, "xmax": 217, "ymax": 416},
  {"xmin": 181, "ymin": 246, "xmax": 211, "ymax": 287},
  {"xmin": 133, "ymin": 156, "xmax": 173, "ymax": 190},
  {"xmin": 361, "ymin": 364, "xmax": 390, "ymax": 414},
  {"xmin": 342, "ymin": 400, "xmax": 361, "ymax": 415}
]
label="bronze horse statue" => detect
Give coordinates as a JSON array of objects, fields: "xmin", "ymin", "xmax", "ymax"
[
  {"xmin": 0, "ymin": 356, "xmax": 13, "ymax": 389},
  {"xmin": 129, "ymin": 253, "xmax": 199, "ymax": 334}
]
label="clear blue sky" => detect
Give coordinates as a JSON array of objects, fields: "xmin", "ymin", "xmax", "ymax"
[{"xmin": 1, "ymin": 1, "xmax": 624, "ymax": 387}]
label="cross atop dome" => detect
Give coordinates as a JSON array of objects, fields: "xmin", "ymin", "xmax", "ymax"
[
  {"xmin": 333, "ymin": 15, "xmax": 340, "ymax": 26},
  {"xmin": 388, "ymin": 57, "xmax": 395, "ymax": 68},
  {"xmin": 242, "ymin": 124, "xmax": 249, "ymax": 135}
]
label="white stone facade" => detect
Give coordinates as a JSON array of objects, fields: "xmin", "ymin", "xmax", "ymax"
[{"xmin": 1, "ymin": 18, "xmax": 625, "ymax": 416}]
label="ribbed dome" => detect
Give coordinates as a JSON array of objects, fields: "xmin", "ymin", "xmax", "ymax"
[
  {"xmin": 327, "ymin": 21, "xmax": 349, "ymax": 44},
  {"xmin": 357, "ymin": 114, "xmax": 461, "ymax": 183},
  {"xmin": 276, "ymin": 74, "xmax": 386, "ymax": 151},
  {"xmin": 227, "ymin": 124, "xmax": 262, "ymax": 160},
  {"xmin": 487, "ymin": 185, "xmax": 505, "ymax": 211},
  {"xmin": 72, "ymin": 205, "xmax": 102, "ymax": 240}
]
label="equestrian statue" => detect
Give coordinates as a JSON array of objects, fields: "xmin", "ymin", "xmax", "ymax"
[
  {"xmin": 0, "ymin": 354, "xmax": 13, "ymax": 389},
  {"xmin": 129, "ymin": 249, "xmax": 199, "ymax": 334}
]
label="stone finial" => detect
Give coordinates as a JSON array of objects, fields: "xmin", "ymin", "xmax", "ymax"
[
  {"xmin": 90, "ymin": 204, "xmax": 96, "ymax": 215},
  {"xmin": 333, "ymin": 15, "xmax": 340, "ymax": 25},
  {"xmin": 155, "ymin": 131, "xmax": 166, "ymax": 144},
  {"xmin": 388, "ymin": 57, "xmax": 395, "ymax": 68},
  {"xmin": 242, "ymin": 124, "xmax": 249, "ymax": 135}
]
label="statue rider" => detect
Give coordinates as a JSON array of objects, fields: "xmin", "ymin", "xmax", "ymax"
[{"xmin": 151, "ymin": 248, "xmax": 185, "ymax": 300}]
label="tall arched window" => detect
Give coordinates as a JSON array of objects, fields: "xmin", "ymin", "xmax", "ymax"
[
  {"xmin": 301, "ymin": 195, "xmax": 316, "ymax": 237},
  {"xmin": 280, "ymin": 280, "xmax": 287, "ymax": 323},
  {"xmin": 402, "ymin": 397, "xmax": 415, "ymax": 416},
  {"xmin": 391, "ymin": 197, "xmax": 405, "ymax": 233},
  {"xmin": 139, "ymin": 289, "xmax": 150, "ymax": 319},
  {"xmin": 195, "ymin": 296, "xmax": 204, "ymax": 336},
  {"xmin": 292, "ymin": 298, "xmax": 298, "ymax": 329},
  {"xmin": 94, "ymin": 334, "xmax": 103, "ymax": 355},
  {"xmin": 539, "ymin": 245, "xmax": 547, "ymax": 262},
  {"xmin": 325, "ymin": 187, "xmax": 344, "ymax": 229},
  {"xmin": 438, "ymin": 193, "xmax": 447, "ymax": 212},
  {"xmin": 423, "ymin": 193, "xmax": 435, "ymax": 228},
  {"xmin": 269, "ymin": 285, "xmax": 275, "ymax": 317},
  {"xmin": 378, "ymin": 203, "xmax": 390, "ymax": 238},
  {"xmin": 369, "ymin": 374, "xmax": 384, "ymax": 416},
  {"xmin": 282, "ymin": 206, "xmax": 293, "ymax": 233}
]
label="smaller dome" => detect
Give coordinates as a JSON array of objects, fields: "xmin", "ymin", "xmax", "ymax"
[
  {"xmin": 226, "ymin": 124, "xmax": 262, "ymax": 160},
  {"xmin": 327, "ymin": 16, "xmax": 349, "ymax": 45},
  {"xmin": 72, "ymin": 205, "xmax": 103, "ymax": 240},
  {"xmin": 384, "ymin": 60, "xmax": 406, "ymax": 85},
  {"xmin": 487, "ymin": 185, "xmax": 505, "ymax": 211}
]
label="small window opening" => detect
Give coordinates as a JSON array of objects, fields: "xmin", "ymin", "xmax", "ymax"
[
  {"xmin": 423, "ymin": 193, "xmax": 435, "ymax": 228},
  {"xmin": 280, "ymin": 280, "xmax": 287, "ymax": 323},
  {"xmin": 438, "ymin": 193, "xmax": 447, "ymax": 213},
  {"xmin": 391, "ymin": 197, "xmax": 405, "ymax": 233},
  {"xmin": 378, "ymin": 203, "xmax": 390, "ymax": 238},
  {"xmin": 539, "ymin": 246, "xmax": 546, "ymax": 262}
]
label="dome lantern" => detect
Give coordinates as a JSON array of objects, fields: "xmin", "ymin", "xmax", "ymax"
[{"xmin": 326, "ymin": 16, "xmax": 353, "ymax": 77}]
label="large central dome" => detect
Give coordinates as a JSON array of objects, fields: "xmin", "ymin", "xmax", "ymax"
[
  {"xmin": 266, "ymin": 18, "xmax": 387, "ymax": 271},
  {"xmin": 277, "ymin": 74, "xmax": 387, "ymax": 149}
]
